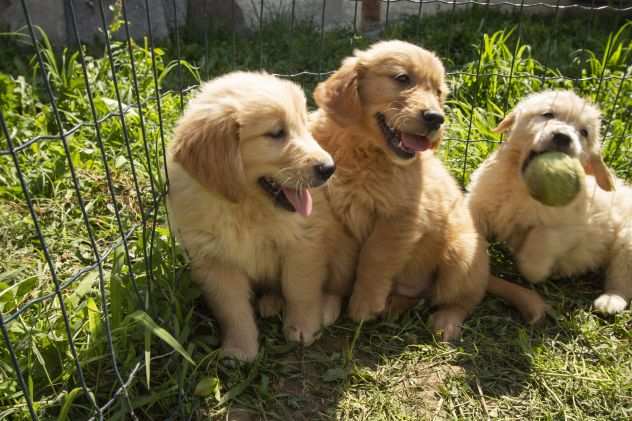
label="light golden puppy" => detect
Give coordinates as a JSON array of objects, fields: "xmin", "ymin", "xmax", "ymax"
[
  {"xmin": 167, "ymin": 72, "xmax": 336, "ymax": 361},
  {"xmin": 310, "ymin": 41, "xmax": 489, "ymax": 340},
  {"xmin": 468, "ymin": 90, "xmax": 631, "ymax": 315}
]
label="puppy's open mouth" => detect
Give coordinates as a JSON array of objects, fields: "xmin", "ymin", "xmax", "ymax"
[
  {"xmin": 376, "ymin": 113, "xmax": 432, "ymax": 160},
  {"xmin": 258, "ymin": 176, "xmax": 313, "ymax": 216}
]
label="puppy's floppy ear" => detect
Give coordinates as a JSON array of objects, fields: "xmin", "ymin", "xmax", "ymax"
[
  {"xmin": 493, "ymin": 112, "xmax": 516, "ymax": 133},
  {"xmin": 314, "ymin": 57, "xmax": 362, "ymax": 126},
  {"xmin": 581, "ymin": 103, "xmax": 615, "ymax": 192},
  {"xmin": 584, "ymin": 152, "xmax": 615, "ymax": 192},
  {"xmin": 171, "ymin": 106, "xmax": 245, "ymax": 202}
]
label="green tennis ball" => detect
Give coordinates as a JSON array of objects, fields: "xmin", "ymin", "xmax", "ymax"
[{"xmin": 523, "ymin": 151, "xmax": 585, "ymax": 207}]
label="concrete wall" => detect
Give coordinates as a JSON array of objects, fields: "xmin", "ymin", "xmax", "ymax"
[
  {"xmin": 234, "ymin": 1, "xmax": 578, "ymax": 31},
  {"xmin": 0, "ymin": 0, "xmax": 186, "ymax": 46},
  {"xmin": 0, "ymin": 0, "xmax": 602, "ymax": 47}
]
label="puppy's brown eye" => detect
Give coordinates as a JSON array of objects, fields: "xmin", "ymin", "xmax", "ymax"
[
  {"xmin": 580, "ymin": 128, "xmax": 588, "ymax": 137},
  {"xmin": 394, "ymin": 74, "xmax": 410, "ymax": 84},
  {"xmin": 542, "ymin": 112, "xmax": 554, "ymax": 119},
  {"xmin": 267, "ymin": 128, "xmax": 285, "ymax": 140}
]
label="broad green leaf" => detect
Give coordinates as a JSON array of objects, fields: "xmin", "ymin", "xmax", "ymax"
[
  {"xmin": 114, "ymin": 155, "xmax": 128, "ymax": 168},
  {"xmin": 194, "ymin": 376, "xmax": 220, "ymax": 399},
  {"xmin": 71, "ymin": 271, "xmax": 100, "ymax": 300}
]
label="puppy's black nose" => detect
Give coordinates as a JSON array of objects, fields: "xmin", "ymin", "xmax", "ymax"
[
  {"xmin": 552, "ymin": 132, "xmax": 571, "ymax": 148},
  {"xmin": 314, "ymin": 163, "xmax": 336, "ymax": 181},
  {"xmin": 422, "ymin": 110, "xmax": 445, "ymax": 130}
]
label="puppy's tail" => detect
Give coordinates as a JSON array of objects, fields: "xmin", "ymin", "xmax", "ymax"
[{"xmin": 488, "ymin": 275, "xmax": 549, "ymax": 324}]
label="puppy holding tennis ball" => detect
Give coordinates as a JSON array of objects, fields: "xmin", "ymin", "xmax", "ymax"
[
  {"xmin": 523, "ymin": 151, "xmax": 585, "ymax": 207},
  {"xmin": 468, "ymin": 90, "xmax": 632, "ymax": 317}
]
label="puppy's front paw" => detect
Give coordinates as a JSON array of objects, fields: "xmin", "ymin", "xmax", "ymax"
[
  {"xmin": 348, "ymin": 291, "xmax": 385, "ymax": 322},
  {"xmin": 385, "ymin": 295, "xmax": 418, "ymax": 318},
  {"xmin": 430, "ymin": 308, "xmax": 465, "ymax": 342},
  {"xmin": 517, "ymin": 289, "xmax": 549, "ymax": 324},
  {"xmin": 322, "ymin": 294, "xmax": 342, "ymax": 327},
  {"xmin": 523, "ymin": 297, "xmax": 549, "ymax": 325},
  {"xmin": 283, "ymin": 317, "xmax": 321, "ymax": 346},
  {"xmin": 221, "ymin": 338, "xmax": 258, "ymax": 362},
  {"xmin": 258, "ymin": 293, "xmax": 284, "ymax": 318},
  {"xmin": 594, "ymin": 294, "xmax": 628, "ymax": 314},
  {"xmin": 517, "ymin": 260, "xmax": 551, "ymax": 284}
]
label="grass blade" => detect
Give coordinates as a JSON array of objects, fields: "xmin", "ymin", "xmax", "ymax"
[
  {"xmin": 57, "ymin": 387, "xmax": 82, "ymax": 421},
  {"xmin": 127, "ymin": 310, "xmax": 194, "ymax": 365},
  {"xmin": 145, "ymin": 327, "xmax": 151, "ymax": 389}
]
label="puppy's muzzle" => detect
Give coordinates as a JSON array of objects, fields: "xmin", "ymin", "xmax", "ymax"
[
  {"xmin": 534, "ymin": 130, "xmax": 579, "ymax": 158},
  {"xmin": 522, "ymin": 131, "xmax": 578, "ymax": 172},
  {"xmin": 537, "ymin": 129, "xmax": 578, "ymax": 157}
]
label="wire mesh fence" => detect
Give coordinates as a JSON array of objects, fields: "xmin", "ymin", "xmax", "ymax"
[{"xmin": 0, "ymin": 0, "xmax": 630, "ymax": 419}]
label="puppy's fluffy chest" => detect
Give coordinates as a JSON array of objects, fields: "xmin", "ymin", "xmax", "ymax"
[
  {"xmin": 328, "ymin": 151, "xmax": 422, "ymax": 241},
  {"xmin": 188, "ymin": 225, "xmax": 286, "ymax": 280},
  {"xmin": 499, "ymin": 194, "xmax": 588, "ymax": 247},
  {"xmin": 168, "ymin": 169, "xmax": 308, "ymax": 283},
  {"xmin": 500, "ymin": 178, "xmax": 629, "ymax": 275}
]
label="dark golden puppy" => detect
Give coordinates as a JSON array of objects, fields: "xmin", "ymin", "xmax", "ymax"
[{"xmin": 310, "ymin": 41, "xmax": 489, "ymax": 340}]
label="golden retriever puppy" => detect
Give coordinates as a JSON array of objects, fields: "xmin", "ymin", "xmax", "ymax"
[
  {"xmin": 167, "ymin": 72, "xmax": 336, "ymax": 361},
  {"xmin": 468, "ymin": 90, "xmax": 631, "ymax": 315},
  {"xmin": 310, "ymin": 41, "xmax": 489, "ymax": 340}
]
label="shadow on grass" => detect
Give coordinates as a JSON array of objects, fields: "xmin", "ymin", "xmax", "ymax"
[
  {"xmin": 189, "ymin": 296, "xmax": 536, "ymax": 419},
  {"xmin": 184, "ymin": 261, "xmax": 629, "ymax": 420}
]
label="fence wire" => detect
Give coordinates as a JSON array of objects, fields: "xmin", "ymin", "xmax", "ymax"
[{"xmin": 0, "ymin": 0, "xmax": 630, "ymax": 419}]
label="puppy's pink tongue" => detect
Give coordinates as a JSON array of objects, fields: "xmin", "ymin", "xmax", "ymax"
[
  {"xmin": 282, "ymin": 187, "xmax": 313, "ymax": 216},
  {"xmin": 401, "ymin": 133, "xmax": 432, "ymax": 151}
]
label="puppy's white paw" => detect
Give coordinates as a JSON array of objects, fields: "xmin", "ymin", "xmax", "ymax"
[
  {"xmin": 257, "ymin": 293, "xmax": 284, "ymax": 318},
  {"xmin": 594, "ymin": 294, "xmax": 628, "ymax": 314},
  {"xmin": 322, "ymin": 294, "xmax": 342, "ymax": 327}
]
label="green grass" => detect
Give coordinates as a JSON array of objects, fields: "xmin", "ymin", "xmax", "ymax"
[{"xmin": 1, "ymin": 6, "xmax": 631, "ymax": 420}]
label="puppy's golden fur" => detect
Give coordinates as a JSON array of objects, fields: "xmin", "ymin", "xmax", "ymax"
[
  {"xmin": 468, "ymin": 90, "xmax": 631, "ymax": 315},
  {"xmin": 167, "ymin": 72, "xmax": 335, "ymax": 361},
  {"xmin": 310, "ymin": 41, "xmax": 489, "ymax": 340}
]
